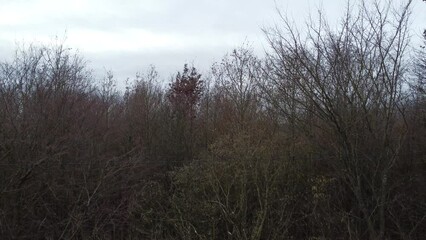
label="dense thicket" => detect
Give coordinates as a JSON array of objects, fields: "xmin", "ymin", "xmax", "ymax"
[{"xmin": 0, "ymin": 1, "xmax": 425, "ymax": 239}]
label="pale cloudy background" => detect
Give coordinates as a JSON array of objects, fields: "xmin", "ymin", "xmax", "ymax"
[{"xmin": 0, "ymin": 0, "xmax": 425, "ymax": 85}]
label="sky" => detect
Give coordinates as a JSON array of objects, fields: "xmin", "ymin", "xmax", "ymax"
[{"xmin": 0, "ymin": 0, "xmax": 425, "ymax": 86}]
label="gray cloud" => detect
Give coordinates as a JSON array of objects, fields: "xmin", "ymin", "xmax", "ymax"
[{"xmin": 1, "ymin": 0, "xmax": 425, "ymax": 86}]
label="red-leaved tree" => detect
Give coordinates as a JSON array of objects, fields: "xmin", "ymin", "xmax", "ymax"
[{"xmin": 166, "ymin": 64, "xmax": 203, "ymax": 163}]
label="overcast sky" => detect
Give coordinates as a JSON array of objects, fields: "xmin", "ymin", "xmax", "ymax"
[{"xmin": 1, "ymin": 0, "xmax": 425, "ymax": 86}]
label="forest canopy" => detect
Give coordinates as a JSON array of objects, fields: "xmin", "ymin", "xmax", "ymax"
[{"xmin": 0, "ymin": 0, "xmax": 425, "ymax": 239}]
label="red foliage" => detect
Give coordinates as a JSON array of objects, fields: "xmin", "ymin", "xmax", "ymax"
[{"xmin": 168, "ymin": 64, "xmax": 203, "ymax": 118}]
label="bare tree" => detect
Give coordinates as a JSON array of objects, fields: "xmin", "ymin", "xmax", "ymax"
[
  {"xmin": 211, "ymin": 46, "xmax": 262, "ymax": 131},
  {"xmin": 262, "ymin": 0, "xmax": 414, "ymax": 238}
]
